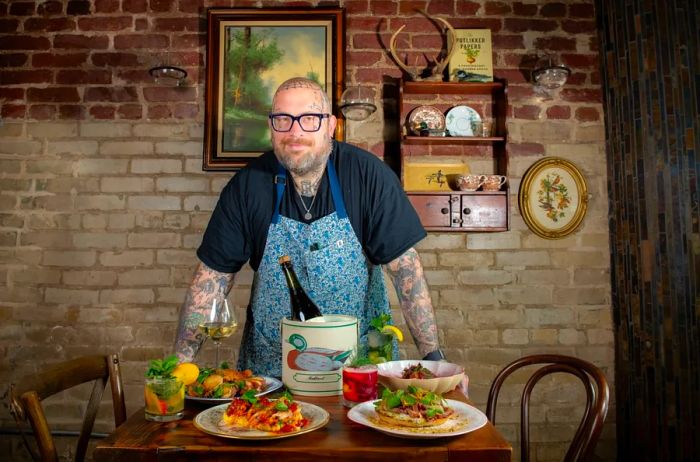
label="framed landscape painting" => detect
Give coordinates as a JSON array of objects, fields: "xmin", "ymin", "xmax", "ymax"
[{"xmin": 203, "ymin": 8, "xmax": 345, "ymax": 171}]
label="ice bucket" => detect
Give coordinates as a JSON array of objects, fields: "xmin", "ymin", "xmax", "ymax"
[{"xmin": 281, "ymin": 315, "xmax": 358, "ymax": 396}]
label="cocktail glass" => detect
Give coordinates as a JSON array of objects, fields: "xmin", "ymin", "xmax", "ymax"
[
  {"xmin": 342, "ymin": 364, "xmax": 378, "ymax": 407},
  {"xmin": 367, "ymin": 330, "xmax": 393, "ymax": 364},
  {"xmin": 144, "ymin": 376, "xmax": 184, "ymax": 422}
]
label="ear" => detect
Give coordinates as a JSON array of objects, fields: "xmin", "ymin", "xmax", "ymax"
[{"xmin": 327, "ymin": 114, "xmax": 338, "ymax": 138}]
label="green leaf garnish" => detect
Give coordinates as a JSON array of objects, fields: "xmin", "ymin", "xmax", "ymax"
[
  {"xmin": 145, "ymin": 355, "xmax": 179, "ymax": 379},
  {"xmin": 241, "ymin": 389, "xmax": 258, "ymax": 404}
]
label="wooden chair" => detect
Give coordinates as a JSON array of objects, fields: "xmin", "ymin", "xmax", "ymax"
[
  {"xmin": 8, "ymin": 354, "xmax": 127, "ymax": 462},
  {"xmin": 486, "ymin": 354, "xmax": 609, "ymax": 462}
]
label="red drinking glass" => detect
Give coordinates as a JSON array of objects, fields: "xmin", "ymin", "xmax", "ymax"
[{"xmin": 342, "ymin": 365, "xmax": 378, "ymax": 407}]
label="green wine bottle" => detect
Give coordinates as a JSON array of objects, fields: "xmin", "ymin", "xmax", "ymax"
[{"xmin": 278, "ymin": 255, "xmax": 323, "ymax": 322}]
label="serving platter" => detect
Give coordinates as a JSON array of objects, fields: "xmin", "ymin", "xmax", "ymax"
[
  {"xmin": 408, "ymin": 105, "xmax": 446, "ymax": 135},
  {"xmin": 346, "ymin": 399, "xmax": 487, "ymax": 439},
  {"xmin": 445, "ymin": 105, "xmax": 481, "ymax": 137},
  {"xmin": 186, "ymin": 376, "xmax": 283, "ymax": 405},
  {"xmin": 193, "ymin": 401, "xmax": 329, "ymax": 440}
]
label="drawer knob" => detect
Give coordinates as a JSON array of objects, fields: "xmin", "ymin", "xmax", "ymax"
[
  {"xmin": 441, "ymin": 207, "xmax": 449, "ymax": 214},
  {"xmin": 452, "ymin": 218, "xmax": 463, "ymax": 224},
  {"xmin": 463, "ymin": 207, "xmax": 472, "ymax": 215}
]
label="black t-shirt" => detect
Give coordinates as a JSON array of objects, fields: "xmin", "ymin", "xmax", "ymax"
[{"xmin": 197, "ymin": 141, "xmax": 426, "ymax": 273}]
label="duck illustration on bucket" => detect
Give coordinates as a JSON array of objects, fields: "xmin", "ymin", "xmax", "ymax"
[{"xmin": 286, "ymin": 333, "xmax": 353, "ymax": 371}]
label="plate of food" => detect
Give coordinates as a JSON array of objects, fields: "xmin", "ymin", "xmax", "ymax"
[
  {"xmin": 193, "ymin": 391, "xmax": 330, "ymax": 440},
  {"xmin": 445, "ymin": 105, "xmax": 481, "ymax": 137},
  {"xmin": 346, "ymin": 386, "xmax": 487, "ymax": 439},
  {"xmin": 408, "ymin": 105, "xmax": 446, "ymax": 135},
  {"xmin": 185, "ymin": 367, "xmax": 283, "ymax": 404}
]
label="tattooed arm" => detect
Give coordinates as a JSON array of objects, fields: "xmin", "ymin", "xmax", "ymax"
[
  {"xmin": 384, "ymin": 247, "xmax": 439, "ymax": 357},
  {"xmin": 174, "ymin": 261, "xmax": 235, "ymax": 362}
]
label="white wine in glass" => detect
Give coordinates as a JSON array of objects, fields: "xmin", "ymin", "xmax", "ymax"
[{"xmin": 198, "ymin": 296, "xmax": 237, "ymax": 367}]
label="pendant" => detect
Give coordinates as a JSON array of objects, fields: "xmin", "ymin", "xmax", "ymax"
[{"xmin": 304, "ymin": 212, "xmax": 312, "ymax": 220}]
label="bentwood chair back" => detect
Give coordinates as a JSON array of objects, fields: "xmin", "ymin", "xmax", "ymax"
[
  {"xmin": 486, "ymin": 354, "xmax": 609, "ymax": 462},
  {"xmin": 9, "ymin": 354, "xmax": 127, "ymax": 462}
]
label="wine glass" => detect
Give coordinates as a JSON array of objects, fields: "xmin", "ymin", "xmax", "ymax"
[{"xmin": 198, "ymin": 295, "xmax": 238, "ymax": 367}]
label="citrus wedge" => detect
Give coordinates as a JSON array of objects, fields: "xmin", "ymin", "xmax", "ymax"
[
  {"xmin": 381, "ymin": 325, "xmax": 404, "ymax": 342},
  {"xmin": 172, "ymin": 362, "xmax": 199, "ymax": 386}
]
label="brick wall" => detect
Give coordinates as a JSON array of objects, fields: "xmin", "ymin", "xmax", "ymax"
[{"xmin": 0, "ymin": 1, "xmax": 613, "ymax": 461}]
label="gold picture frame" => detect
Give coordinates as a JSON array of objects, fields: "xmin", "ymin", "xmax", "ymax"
[{"xmin": 518, "ymin": 157, "xmax": 588, "ymax": 239}]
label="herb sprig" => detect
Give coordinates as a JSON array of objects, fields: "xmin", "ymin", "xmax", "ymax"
[{"xmin": 145, "ymin": 355, "xmax": 178, "ymax": 379}]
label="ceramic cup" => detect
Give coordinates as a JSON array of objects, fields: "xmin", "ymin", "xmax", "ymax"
[
  {"xmin": 458, "ymin": 174, "xmax": 486, "ymax": 191},
  {"xmin": 482, "ymin": 175, "xmax": 507, "ymax": 191}
]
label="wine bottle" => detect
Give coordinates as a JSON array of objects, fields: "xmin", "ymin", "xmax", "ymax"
[{"xmin": 278, "ymin": 255, "xmax": 323, "ymax": 322}]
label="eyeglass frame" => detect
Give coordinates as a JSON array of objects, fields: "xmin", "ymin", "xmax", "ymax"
[{"xmin": 268, "ymin": 112, "xmax": 331, "ymax": 132}]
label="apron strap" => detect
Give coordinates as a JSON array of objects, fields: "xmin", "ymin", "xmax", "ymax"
[
  {"xmin": 271, "ymin": 164, "xmax": 286, "ymax": 224},
  {"xmin": 327, "ymin": 161, "xmax": 347, "ymax": 219}
]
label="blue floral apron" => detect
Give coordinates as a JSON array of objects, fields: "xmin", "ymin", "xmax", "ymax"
[{"xmin": 237, "ymin": 160, "xmax": 393, "ymax": 378}]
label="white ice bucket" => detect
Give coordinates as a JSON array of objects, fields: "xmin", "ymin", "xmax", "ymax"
[{"xmin": 281, "ymin": 315, "xmax": 358, "ymax": 396}]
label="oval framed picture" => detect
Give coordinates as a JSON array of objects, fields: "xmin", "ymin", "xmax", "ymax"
[{"xmin": 518, "ymin": 157, "xmax": 588, "ymax": 239}]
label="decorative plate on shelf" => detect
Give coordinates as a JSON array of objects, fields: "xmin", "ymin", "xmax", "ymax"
[
  {"xmin": 445, "ymin": 105, "xmax": 481, "ymax": 137},
  {"xmin": 408, "ymin": 106, "xmax": 446, "ymax": 135}
]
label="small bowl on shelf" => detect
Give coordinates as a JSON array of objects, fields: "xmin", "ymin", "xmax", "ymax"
[{"xmin": 376, "ymin": 360, "xmax": 465, "ymax": 394}]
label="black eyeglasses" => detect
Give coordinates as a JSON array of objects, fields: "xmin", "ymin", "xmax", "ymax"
[{"xmin": 268, "ymin": 113, "xmax": 330, "ymax": 132}]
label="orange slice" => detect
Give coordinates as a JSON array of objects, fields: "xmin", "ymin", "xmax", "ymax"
[{"xmin": 172, "ymin": 362, "xmax": 199, "ymax": 386}]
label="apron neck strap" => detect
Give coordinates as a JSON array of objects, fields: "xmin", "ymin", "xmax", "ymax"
[{"xmin": 272, "ymin": 166, "xmax": 286, "ymax": 224}]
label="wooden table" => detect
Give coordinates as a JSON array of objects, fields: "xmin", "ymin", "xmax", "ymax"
[{"xmin": 95, "ymin": 391, "xmax": 511, "ymax": 462}]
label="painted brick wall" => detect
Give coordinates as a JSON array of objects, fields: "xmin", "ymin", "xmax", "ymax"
[{"xmin": 0, "ymin": 1, "xmax": 612, "ymax": 461}]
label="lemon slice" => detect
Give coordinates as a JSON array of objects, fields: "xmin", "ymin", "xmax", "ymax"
[
  {"xmin": 381, "ymin": 325, "xmax": 404, "ymax": 342},
  {"xmin": 172, "ymin": 362, "xmax": 199, "ymax": 386}
]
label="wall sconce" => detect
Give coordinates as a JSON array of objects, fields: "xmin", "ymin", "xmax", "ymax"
[
  {"xmin": 149, "ymin": 65, "xmax": 188, "ymax": 86},
  {"xmin": 339, "ymin": 86, "xmax": 377, "ymax": 121},
  {"xmin": 532, "ymin": 55, "xmax": 570, "ymax": 96}
]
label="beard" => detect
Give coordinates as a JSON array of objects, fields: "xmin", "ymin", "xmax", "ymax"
[{"xmin": 273, "ymin": 135, "xmax": 333, "ymax": 176}]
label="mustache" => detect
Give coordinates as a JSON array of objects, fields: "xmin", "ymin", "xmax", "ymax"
[{"xmin": 281, "ymin": 138, "xmax": 312, "ymax": 147}]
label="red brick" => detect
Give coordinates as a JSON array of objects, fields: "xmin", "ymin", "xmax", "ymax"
[
  {"xmin": 78, "ymin": 16, "xmax": 133, "ymax": 31},
  {"xmin": 24, "ymin": 17, "xmax": 76, "ymax": 31},
  {"xmin": 27, "ymin": 87, "xmax": 80, "ymax": 102},
  {"xmin": 0, "ymin": 70, "xmax": 53, "ymax": 85},
  {"xmin": 546, "ymin": 105, "xmax": 571, "ymax": 119},
  {"xmin": 160, "ymin": 52, "xmax": 202, "ymax": 67},
  {"xmin": 506, "ymin": 84, "xmax": 536, "ymax": 100},
  {"xmin": 135, "ymin": 17, "xmax": 149, "ymax": 31},
  {"xmin": 91, "ymin": 52, "xmax": 141, "ymax": 67},
  {"xmin": 67, "ymin": 1, "xmax": 91, "ymax": 15},
  {"xmin": 534, "ymin": 37, "xmax": 577, "ymax": 51},
  {"xmin": 562, "ymin": 53, "xmax": 599, "ymax": 69},
  {"xmin": 172, "ymin": 33, "xmax": 204, "ymax": 49},
  {"xmin": 561, "ymin": 20, "xmax": 596, "ymax": 34},
  {"xmin": 54, "ymin": 34, "xmax": 109, "ymax": 49},
  {"xmin": 540, "ymin": 2, "xmax": 566, "ymax": 17},
  {"xmin": 117, "ymin": 69, "xmax": 152, "ymax": 84},
  {"xmin": 493, "ymin": 34, "xmax": 525, "ymax": 50},
  {"xmin": 575, "ymin": 107, "xmax": 600, "ymax": 122},
  {"xmin": 90, "ymin": 105, "xmax": 116, "ymax": 119},
  {"xmin": 348, "ymin": 16, "xmax": 384, "ymax": 32},
  {"xmin": 456, "ymin": 1, "xmax": 481, "ymax": 15},
  {"xmin": 426, "ymin": 1, "xmax": 454, "ymax": 14},
  {"xmin": 0, "ymin": 53, "xmax": 28, "ymax": 67},
  {"xmin": 117, "ymin": 104, "xmax": 142, "ymax": 119},
  {"xmin": 353, "ymin": 33, "xmax": 388, "ymax": 50},
  {"xmin": 567, "ymin": 72, "xmax": 587, "ymax": 85},
  {"xmin": 590, "ymin": 71, "xmax": 600, "ymax": 85},
  {"xmin": 178, "ymin": 0, "xmax": 203, "ymax": 13},
  {"xmin": 173, "ymin": 103, "xmax": 198, "ymax": 119},
  {"xmin": 0, "ymin": 88, "xmax": 25, "ymax": 101},
  {"xmin": 147, "ymin": 105, "xmax": 172, "ymax": 119},
  {"xmin": 451, "ymin": 17, "xmax": 502, "ymax": 31},
  {"xmin": 357, "ymin": 67, "xmax": 403, "ymax": 82},
  {"xmin": 344, "ymin": 0, "xmax": 369, "ymax": 14},
  {"xmin": 370, "ymin": 1, "xmax": 397, "ymax": 15},
  {"xmin": 0, "ymin": 3, "xmax": 6, "ymax": 14},
  {"xmin": 153, "ymin": 18, "xmax": 202, "ymax": 32},
  {"xmin": 412, "ymin": 33, "xmax": 445, "ymax": 49},
  {"xmin": 150, "ymin": 0, "xmax": 174, "ymax": 12},
  {"xmin": 504, "ymin": 18, "xmax": 558, "ymax": 33},
  {"xmin": 560, "ymin": 88, "xmax": 602, "ymax": 103},
  {"xmin": 114, "ymin": 34, "xmax": 169, "ymax": 49},
  {"xmin": 569, "ymin": 3, "xmax": 595, "ymax": 18},
  {"xmin": 502, "ymin": 52, "xmax": 529, "ymax": 67},
  {"xmin": 589, "ymin": 36, "xmax": 599, "ymax": 52},
  {"xmin": 84, "ymin": 87, "xmax": 138, "ymax": 102},
  {"xmin": 94, "ymin": 0, "xmax": 119, "ymax": 13},
  {"xmin": 143, "ymin": 87, "xmax": 197, "ymax": 102},
  {"xmin": 59, "ymin": 104, "xmax": 85, "ymax": 119},
  {"xmin": 9, "ymin": 2, "xmax": 35, "ymax": 15},
  {"xmin": 507, "ymin": 142, "xmax": 545, "ymax": 156},
  {"xmin": 29, "ymin": 105, "xmax": 56, "ymax": 119},
  {"xmin": 0, "ymin": 35, "xmax": 51, "ymax": 50},
  {"xmin": 347, "ymin": 51, "xmax": 382, "ymax": 67},
  {"xmin": 497, "ymin": 69, "xmax": 528, "ymax": 83},
  {"xmin": 514, "ymin": 105, "xmax": 541, "ymax": 120},
  {"xmin": 0, "ymin": 18, "xmax": 20, "ymax": 32},
  {"xmin": 56, "ymin": 69, "xmax": 112, "ymax": 85},
  {"xmin": 2, "ymin": 104, "xmax": 26, "ymax": 118},
  {"xmin": 512, "ymin": 2, "xmax": 538, "ymax": 16},
  {"xmin": 33, "ymin": 52, "xmax": 88, "ymax": 67},
  {"xmin": 37, "ymin": 1, "xmax": 64, "ymax": 14},
  {"xmin": 485, "ymin": 2, "xmax": 511, "ymax": 15},
  {"xmin": 398, "ymin": 1, "xmax": 429, "ymax": 15},
  {"xmin": 368, "ymin": 143, "xmax": 384, "ymax": 158},
  {"xmin": 122, "ymin": 0, "xmax": 147, "ymax": 13}
]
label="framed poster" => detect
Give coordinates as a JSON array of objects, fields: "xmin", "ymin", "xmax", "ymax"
[
  {"xmin": 203, "ymin": 8, "xmax": 345, "ymax": 171},
  {"xmin": 518, "ymin": 157, "xmax": 589, "ymax": 239}
]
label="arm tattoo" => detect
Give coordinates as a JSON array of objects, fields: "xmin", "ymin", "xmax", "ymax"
[
  {"xmin": 173, "ymin": 262, "xmax": 235, "ymax": 362},
  {"xmin": 384, "ymin": 248, "xmax": 439, "ymax": 357}
]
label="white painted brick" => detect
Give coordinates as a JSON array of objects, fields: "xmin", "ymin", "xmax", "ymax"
[
  {"xmin": 155, "ymin": 141, "xmax": 202, "ymax": 156},
  {"xmin": 100, "ymin": 289, "xmax": 154, "ymax": 304},
  {"xmin": 183, "ymin": 195, "xmax": 217, "ymax": 212},
  {"xmin": 42, "ymin": 250, "xmax": 96, "ymax": 267},
  {"xmin": 80, "ymin": 122, "xmax": 131, "ymax": 138},
  {"xmin": 63, "ymin": 270, "xmax": 117, "ymax": 286},
  {"xmin": 128, "ymin": 232, "xmax": 181, "ymax": 248},
  {"xmin": 496, "ymin": 251, "xmax": 550, "ymax": 267},
  {"xmin": 156, "ymin": 177, "xmax": 207, "ymax": 192},
  {"xmin": 131, "ymin": 159, "xmax": 182, "ymax": 174},
  {"xmin": 473, "ymin": 329, "xmax": 499, "ymax": 345},
  {"xmin": 163, "ymin": 214, "xmax": 190, "ymax": 229},
  {"xmin": 101, "ymin": 177, "xmax": 154, "ymax": 192},
  {"xmin": 72, "ymin": 233, "xmax": 127, "ymax": 249},
  {"xmin": 439, "ymin": 251, "xmax": 494, "ymax": 267},
  {"xmin": 108, "ymin": 214, "xmax": 136, "ymax": 229},
  {"xmin": 76, "ymin": 195, "xmax": 125, "ymax": 210},
  {"xmin": 185, "ymin": 158, "xmax": 204, "ymax": 173},
  {"xmin": 47, "ymin": 140, "xmax": 99, "ymax": 156},
  {"xmin": 82, "ymin": 214, "xmax": 108, "ymax": 229},
  {"xmin": 10, "ymin": 268, "xmax": 61, "ymax": 284},
  {"xmin": 550, "ymin": 250, "xmax": 608, "ymax": 268},
  {"xmin": 559, "ymin": 328, "xmax": 586, "ymax": 345},
  {"xmin": 440, "ymin": 288, "xmax": 496, "ymax": 306},
  {"xmin": 100, "ymin": 141, "xmax": 153, "ymax": 156},
  {"xmin": 519, "ymin": 122, "xmax": 572, "ymax": 142},
  {"xmin": 587, "ymin": 328, "xmax": 614, "ymax": 344},
  {"xmin": 531, "ymin": 328, "xmax": 558, "ymax": 344},
  {"xmin": 157, "ymin": 287, "xmax": 187, "ymax": 304},
  {"xmin": 133, "ymin": 124, "xmax": 188, "ymax": 138},
  {"xmin": 497, "ymin": 286, "xmax": 553, "ymax": 305},
  {"xmin": 517, "ymin": 269, "xmax": 570, "ymax": 285},
  {"xmin": 467, "ymin": 232, "xmax": 521, "ymax": 249},
  {"xmin": 526, "ymin": 308, "xmax": 575, "ymax": 326},
  {"xmin": 0, "ymin": 123, "xmax": 23, "ymax": 137},
  {"xmin": 28, "ymin": 122, "xmax": 78, "ymax": 138},
  {"xmin": 522, "ymin": 234, "xmax": 577, "ymax": 249},
  {"xmin": 127, "ymin": 196, "xmax": 180, "ymax": 210},
  {"xmin": 553, "ymin": 287, "xmax": 608, "ymax": 305},
  {"xmin": 157, "ymin": 250, "xmax": 195, "ymax": 265},
  {"xmin": 458, "ymin": 270, "xmax": 513, "ymax": 285},
  {"xmin": 211, "ymin": 177, "xmax": 231, "ymax": 193},
  {"xmin": 424, "ymin": 269, "xmax": 456, "ymax": 286},
  {"xmin": 76, "ymin": 159, "xmax": 130, "ymax": 175},
  {"xmin": 469, "ymin": 309, "xmax": 522, "ymax": 327},
  {"xmin": 99, "ymin": 250, "xmax": 154, "ymax": 267},
  {"xmin": 416, "ymin": 234, "xmax": 465, "ymax": 250},
  {"xmin": 502, "ymin": 328, "xmax": 529, "ymax": 344},
  {"xmin": 26, "ymin": 159, "xmax": 73, "ymax": 174},
  {"xmin": 118, "ymin": 269, "xmax": 170, "ymax": 286},
  {"xmin": 183, "ymin": 234, "xmax": 202, "ymax": 249},
  {"xmin": 45, "ymin": 288, "xmax": 99, "ymax": 305},
  {"xmin": 574, "ymin": 124, "xmax": 605, "ymax": 142}
]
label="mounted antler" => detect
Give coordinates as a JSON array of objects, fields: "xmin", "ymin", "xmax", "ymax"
[{"xmin": 389, "ymin": 13, "xmax": 458, "ymax": 81}]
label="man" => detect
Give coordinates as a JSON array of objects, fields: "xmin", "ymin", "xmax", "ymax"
[{"xmin": 174, "ymin": 77, "xmax": 446, "ymax": 377}]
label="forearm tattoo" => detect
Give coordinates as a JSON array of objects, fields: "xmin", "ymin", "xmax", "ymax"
[
  {"xmin": 174, "ymin": 262, "xmax": 235, "ymax": 361},
  {"xmin": 384, "ymin": 248, "xmax": 439, "ymax": 357}
]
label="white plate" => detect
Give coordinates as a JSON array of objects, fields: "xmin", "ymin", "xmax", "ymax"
[
  {"xmin": 185, "ymin": 376, "xmax": 283, "ymax": 405},
  {"xmin": 193, "ymin": 401, "xmax": 329, "ymax": 440},
  {"xmin": 445, "ymin": 105, "xmax": 481, "ymax": 137},
  {"xmin": 347, "ymin": 399, "xmax": 487, "ymax": 439}
]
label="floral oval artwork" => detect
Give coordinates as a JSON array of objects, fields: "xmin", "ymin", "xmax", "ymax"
[{"xmin": 537, "ymin": 173, "xmax": 572, "ymax": 222}]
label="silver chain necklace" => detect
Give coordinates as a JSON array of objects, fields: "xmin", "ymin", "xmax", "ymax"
[{"xmin": 294, "ymin": 174, "xmax": 323, "ymax": 220}]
